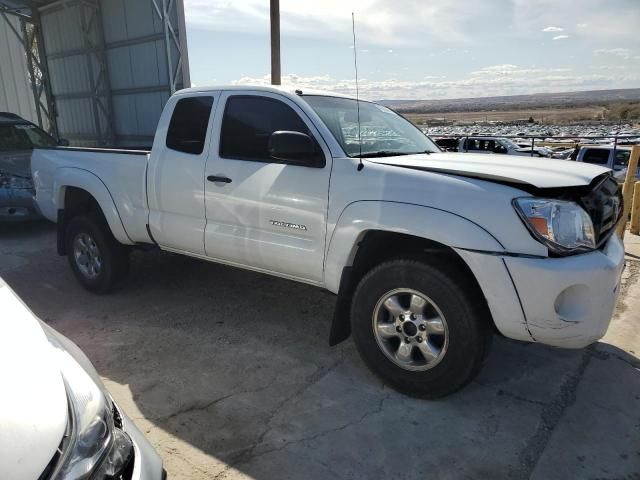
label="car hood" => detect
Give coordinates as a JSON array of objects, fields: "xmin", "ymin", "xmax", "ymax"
[
  {"xmin": 0, "ymin": 279, "xmax": 68, "ymax": 480},
  {"xmin": 0, "ymin": 150, "xmax": 32, "ymax": 177},
  {"xmin": 368, "ymin": 152, "xmax": 610, "ymax": 189}
]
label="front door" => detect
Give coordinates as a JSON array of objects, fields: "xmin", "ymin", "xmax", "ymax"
[{"xmin": 203, "ymin": 91, "xmax": 332, "ymax": 283}]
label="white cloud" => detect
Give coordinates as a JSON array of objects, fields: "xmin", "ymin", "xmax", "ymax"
[
  {"xmin": 553, "ymin": 35, "xmax": 569, "ymax": 40},
  {"xmin": 593, "ymin": 48, "xmax": 633, "ymax": 59},
  {"xmin": 231, "ymin": 65, "xmax": 638, "ymax": 100},
  {"xmin": 512, "ymin": 0, "xmax": 640, "ymax": 41},
  {"xmin": 542, "ymin": 26, "xmax": 564, "ymax": 32}
]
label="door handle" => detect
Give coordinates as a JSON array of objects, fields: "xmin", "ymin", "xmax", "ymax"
[{"xmin": 207, "ymin": 175, "xmax": 232, "ymax": 184}]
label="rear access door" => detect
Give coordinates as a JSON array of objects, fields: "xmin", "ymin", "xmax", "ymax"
[{"xmin": 147, "ymin": 92, "xmax": 219, "ymax": 254}]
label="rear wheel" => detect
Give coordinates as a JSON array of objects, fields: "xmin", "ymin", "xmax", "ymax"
[
  {"xmin": 65, "ymin": 215, "xmax": 129, "ymax": 293},
  {"xmin": 350, "ymin": 258, "xmax": 491, "ymax": 398}
]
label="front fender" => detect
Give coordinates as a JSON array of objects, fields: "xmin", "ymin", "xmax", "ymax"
[
  {"xmin": 323, "ymin": 200, "xmax": 505, "ymax": 293},
  {"xmin": 54, "ymin": 167, "xmax": 133, "ymax": 245}
]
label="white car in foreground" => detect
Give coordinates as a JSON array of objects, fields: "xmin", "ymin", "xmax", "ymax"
[{"xmin": 0, "ymin": 278, "xmax": 163, "ymax": 480}]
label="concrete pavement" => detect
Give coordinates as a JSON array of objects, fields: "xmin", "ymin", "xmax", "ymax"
[{"xmin": 1, "ymin": 221, "xmax": 638, "ymax": 479}]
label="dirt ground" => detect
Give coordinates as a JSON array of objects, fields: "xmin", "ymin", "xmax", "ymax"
[{"xmin": 1, "ymin": 221, "xmax": 639, "ymax": 480}]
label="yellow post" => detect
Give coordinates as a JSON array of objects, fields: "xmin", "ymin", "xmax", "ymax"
[
  {"xmin": 616, "ymin": 145, "xmax": 640, "ymax": 238},
  {"xmin": 630, "ymin": 181, "xmax": 640, "ymax": 235}
]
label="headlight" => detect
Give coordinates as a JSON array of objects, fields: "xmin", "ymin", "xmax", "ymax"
[
  {"xmin": 513, "ymin": 197, "xmax": 596, "ymax": 255},
  {"xmin": 48, "ymin": 336, "xmax": 133, "ymax": 479},
  {"xmin": 0, "ymin": 172, "xmax": 33, "ymax": 190}
]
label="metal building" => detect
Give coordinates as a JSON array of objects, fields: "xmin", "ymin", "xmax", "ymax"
[
  {"xmin": 0, "ymin": 0, "xmax": 190, "ymax": 147},
  {"xmin": 0, "ymin": 12, "xmax": 41, "ymax": 124}
]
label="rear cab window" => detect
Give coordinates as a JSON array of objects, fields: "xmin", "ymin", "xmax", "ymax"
[
  {"xmin": 581, "ymin": 148, "xmax": 610, "ymax": 165},
  {"xmin": 166, "ymin": 96, "xmax": 214, "ymax": 154}
]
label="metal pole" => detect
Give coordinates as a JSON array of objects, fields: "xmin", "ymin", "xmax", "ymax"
[
  {"xmin": 31, "ymin": 9, "xmax": 59, "ymax": 139},
  {"xmin": 161, "ymin": 0, "xmax": 175, "ymax": 92},
  {"xmin": 18, "ymin": 18, "xmax": 43, "ymax": 129},
  {"xmin": 270, "ymin": 0, "xmax": 281, "ymax": 85},
  {"xmin": 530, "ymin": 137, "xmax": 534, "ymax": 157}
]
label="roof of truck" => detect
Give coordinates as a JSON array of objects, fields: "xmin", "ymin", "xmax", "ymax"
[
  {"xmin": 579, "ymin": 145, "xmax": 632, "ymax": 150},
  {"xmin": 176, "ymin": 84, "xmax": 359, "ymax": 100}
]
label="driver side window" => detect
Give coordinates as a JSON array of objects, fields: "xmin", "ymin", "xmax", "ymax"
[{"xmin": 219, "ymin": 95, "xmax": 323, "ymax": 165}]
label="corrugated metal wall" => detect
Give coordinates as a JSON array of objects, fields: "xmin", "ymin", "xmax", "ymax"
[
  {"xmin": 0, "ymin": 13, "xmax": 40, "ymax": 124},
  {"xmin": 40, "ymin": 3, "xmax": 104, "ymax": 145},
  {"xmin": 101, "ymin": 0, "xmax": 173, "ymax": 147},
  {"xmin": 38, "ymin": 0, "xmax": 188, "ymax": 147}
]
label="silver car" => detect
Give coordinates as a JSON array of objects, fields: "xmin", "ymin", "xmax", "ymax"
[
  {"xmin": 0, "ymin": 112, "xmax": 66, "ymax": 221},
  {"xmin": 0, "ymin": 277, "xmax": 164, "ymax": 479}
]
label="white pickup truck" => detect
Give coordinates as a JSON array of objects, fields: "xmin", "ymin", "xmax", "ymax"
[
  {"xmin": 575, "ymin": 145, "xmax": 638, "ymax": 182},
  {"xmin": 33, "ymin": 86, "xmax": 624, "ymax": 398}
]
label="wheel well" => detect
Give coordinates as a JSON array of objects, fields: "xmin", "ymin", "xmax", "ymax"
[
  {"xmin": 329, "ymin": 230, "xmax": 494, "ymax": 345},
  {"xmin": 57, "ymin": 187, "xmax": 107, "ymax": 255},
  {"xmin": 351, "ymin": 231, "xmax": 470, "ymax": 278}
]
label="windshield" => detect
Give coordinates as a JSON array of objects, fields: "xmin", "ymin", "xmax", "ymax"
[
  {"xmin": 499, "ymin": 138, "xmax": 519, "ymax": 149},
  {"xmin": 0, "ymin": 123, "xmax": 57, "ymax": 152},
  {"xmin": 302, "ymin": 95, "xmax": 439, "ymax": 157}
]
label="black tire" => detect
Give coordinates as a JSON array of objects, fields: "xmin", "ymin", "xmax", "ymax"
[
  {"xmin": 65, "ymin": 215, "xmax": 129, "ymax": 293},
  {"xmin": 350, "ymin": 258, "xmax": 492, "ymax": 399}
]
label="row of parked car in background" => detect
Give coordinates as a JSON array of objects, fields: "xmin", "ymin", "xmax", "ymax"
[{"xmin": 432, "ymin": 135, "xmax": 638, "ymax": 182}]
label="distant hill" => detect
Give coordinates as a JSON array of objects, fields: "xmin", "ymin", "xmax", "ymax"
[{"xmin": 380, "ymin": 88, "xmax": 640, "ymax": 114}]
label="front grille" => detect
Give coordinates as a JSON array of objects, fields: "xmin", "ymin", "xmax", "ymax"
[{"xmin": 579, "ymin": 173, "xmax": 623, "ymax": 248}]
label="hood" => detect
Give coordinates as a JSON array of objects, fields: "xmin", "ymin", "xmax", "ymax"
[
  {"xmin": 0, "ymin": 150, "xmax": 32, "ymax": 177},
  {"xmin": 0, "ymin": 279, "xmax": 68, "ymax": 480},
  {"xmin": 368, "ymin": 152, "xmax": 610, "ymax": 189}
]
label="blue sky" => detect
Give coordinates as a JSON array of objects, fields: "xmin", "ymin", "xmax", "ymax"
[{"xmin": 184, "ymin": 0, "xmax": 640, "ymax": 100}]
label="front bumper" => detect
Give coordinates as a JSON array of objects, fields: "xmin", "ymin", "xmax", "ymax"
[
  {"xmin": 115, "ymin": 402, "xmax": 164, "ymax": 480},
  {"xmin": 0, "ymin": 187, "xmax": 41, "ymax": 221},
  {"xmin": 504, "ymin": 234, "xmax": 625, "ymax": 348},
  {"xmin": 457, "ymin": 234, "xmax": 625, "ymax": 349}
]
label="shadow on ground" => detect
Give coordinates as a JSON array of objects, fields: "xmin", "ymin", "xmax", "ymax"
[{"xmin": 2, "ymin": 222, "xmax": 639, "ymax": 480}]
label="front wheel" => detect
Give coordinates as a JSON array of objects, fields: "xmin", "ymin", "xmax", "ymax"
[
  {"xmin": 65, "ymin": 215, "xmax": 129, "ymax": 293},
  {"xmin": 350, "ymin": 259, "xmax": 492, "ymax": 398}
]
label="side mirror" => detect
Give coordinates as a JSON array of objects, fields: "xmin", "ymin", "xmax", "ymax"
[
  {"xmin": 268, "ymin": 131, "xmax": 323, "ymax": 166},
  {"xmin": 57, "ymin": 138, "xmax": 70, "ymax": 146}
]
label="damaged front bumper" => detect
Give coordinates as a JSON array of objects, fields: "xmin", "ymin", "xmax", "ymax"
[
  {"xmin": 504, "ymin": 234, "xmax": 625, "ymax": 348},
  {"xmin": 456, "ymin": 233, "xmax": 625, "ymax": 349}
]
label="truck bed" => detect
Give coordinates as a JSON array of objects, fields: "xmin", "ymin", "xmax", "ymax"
[{"xmin": 32, "ymin": 146, "xmax": 151, "ymax": 243}]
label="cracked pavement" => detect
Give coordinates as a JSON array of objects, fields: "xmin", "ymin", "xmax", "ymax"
[{"xmin": 1, "ymin": 221, "xmax": 639, "ymax": 479}]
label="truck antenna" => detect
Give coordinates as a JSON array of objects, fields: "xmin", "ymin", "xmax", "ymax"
[{"xmin": 352, "ymin": 12, "xmax": 364, "ymax": 171}]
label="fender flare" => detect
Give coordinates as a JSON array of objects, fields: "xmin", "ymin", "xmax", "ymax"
[
  {"xmin": 324, "ymin": 200, "xmax": 505, "ymax": 294},
  {"xmin": 54, "ymin": 167, "xmax": 133, "ymax": 245}
]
